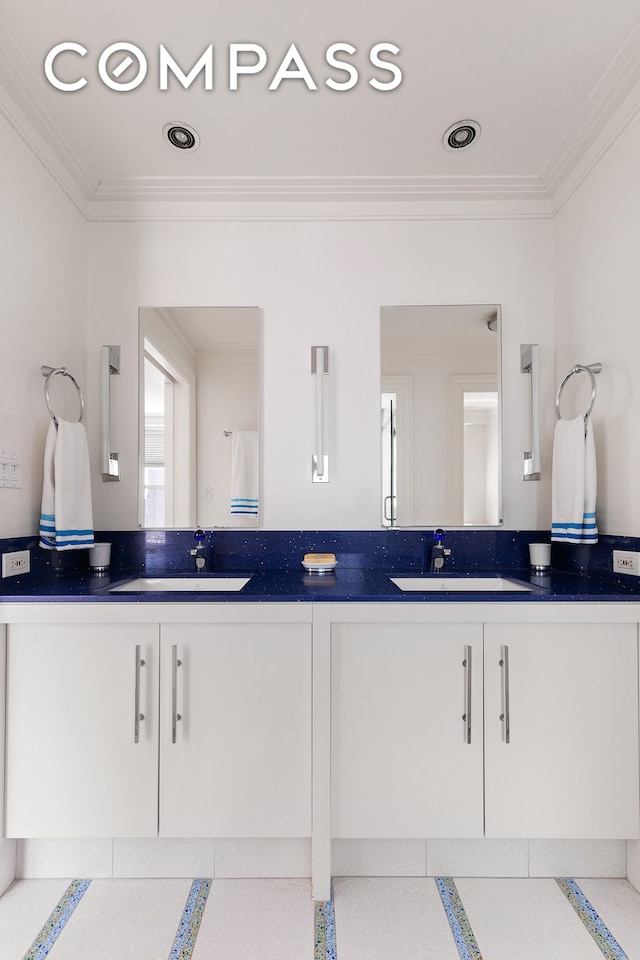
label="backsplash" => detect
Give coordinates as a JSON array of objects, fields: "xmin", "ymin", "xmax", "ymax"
[{"xmin": 0, "ymin": 528, "xmax": 636, "ymax": 588}]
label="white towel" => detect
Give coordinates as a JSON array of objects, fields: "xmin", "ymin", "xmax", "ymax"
[
  {"xmin": 230, "ymin": 430, "xmax": 258, "ymax": 517},
  {"xmin": 39, "ymin": 418, "xmax": 95, "ymax": 550},
  {"xmin": 551, "ymin": 416, "xmax": 598, "ymax": 544}
]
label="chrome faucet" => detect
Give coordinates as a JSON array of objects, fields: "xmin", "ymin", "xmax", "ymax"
[
  {"xmin": 190, "ymin": 528, "xmax": 207, "ymax": 571},
  {"xmin": 430, "ymin": 528, "xmax": 452, "ymax": 573}
]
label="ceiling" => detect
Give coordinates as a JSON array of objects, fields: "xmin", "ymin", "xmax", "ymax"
[{"xmin": 2, "ymin": 0, "xmax": 640, "ymax": 214}]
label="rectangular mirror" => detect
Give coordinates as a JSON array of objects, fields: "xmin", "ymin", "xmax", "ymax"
[
  {"xmin": 138, "ymin": 306, "xmax": 260, "ymax": 529},
  {"xmin": 381, "ymin": 304, "xmax": 502, "ymax": 527}
]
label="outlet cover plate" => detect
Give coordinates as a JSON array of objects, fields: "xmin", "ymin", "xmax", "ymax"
[
  {"xmin": 2, "ymin": 549, "xmax": 30, "ymax": 577},
  {"xmin": 612, "ymin": 549, "xmax": 640, "ymax": 576}
]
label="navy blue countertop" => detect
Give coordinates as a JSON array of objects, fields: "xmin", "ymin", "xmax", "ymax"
[{"xmin": 2, "ymin": 567, "xmax": 640, "ymax": 603}]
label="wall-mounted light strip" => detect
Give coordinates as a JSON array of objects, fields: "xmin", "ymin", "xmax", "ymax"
[
  {"xmin": 521, "ymin": 343, "xmax": 541, "ymax": 481},
  {"xmin": 102, "ymin": 344, "xmax": 121, "ymax": 481},
  {"xmin": 312, "ymin": 345, "xmax": 329, "ymax": 482}
]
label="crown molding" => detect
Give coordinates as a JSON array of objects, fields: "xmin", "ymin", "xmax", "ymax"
[
  {"xmin": 2, "ymin": 19, "xmax": 640, "ymax": 221},
  {"xmin": 542, "ymin": 21, "xmax": 640, "ymax": 198},
  {"xmin": 90, "ymin": 173, "xmax": 546, "ymax": 205},
  {"xmin": 0, "ymin": 74, "xmax": 90, "ymax": 218},
  {"xmin": 84, "ymin": 197, "xmax": 555, "ymax": 222},
  {"xmin": 0, "ymin": 25, "xmax": 100, "ymax": 209},
  {"xmin": 548, "ymin": 63, "xmax": 640, "ymax": 215}
]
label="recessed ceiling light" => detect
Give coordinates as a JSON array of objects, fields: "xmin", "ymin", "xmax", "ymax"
[
  {"xmin": 443, "ymin": 120, "xmax": 480, "ymax": 151},
  {"xmin": 163, "ymin": 122, "xmax": 200, "ymax": 150}
]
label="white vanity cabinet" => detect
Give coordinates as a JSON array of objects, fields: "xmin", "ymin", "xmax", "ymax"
[
  {"xmin": 159, "ymin": 621, "xmax": 312, "ymax": 837},
  {"xmin": 329, "ymin": 607, "xmax": 640, "ymax": 844},
  {"xmin": 5, "ymin": 622, "xmax": 159, "ymax": 837},
  {"xmin": 484, "ymin": 621, "xmax": 640, "ymax": 839},
  {"xmin": 4, "ymin": 607, "xmax": 312, "ymax": 842},
  {"xmin": 331, "ymin": 620, "xmax": 484, "ymax": 838}
]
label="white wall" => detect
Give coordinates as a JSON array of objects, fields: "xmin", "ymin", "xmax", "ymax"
[
  {"xmin": 87, "ymin": 217, "xmax": 554, "ymax": 530},
  {"xmin": 554, "ymin": 109, "xmax": 640, "ymax": 537},
  {"xmin": 0, "ymin": 115, "xmax": 87, "ymax": 538}
]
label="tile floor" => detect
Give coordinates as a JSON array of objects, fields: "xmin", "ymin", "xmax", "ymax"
[{"xmin": 1, "ymin": 875, "xmax": 639, "ymax": 960}]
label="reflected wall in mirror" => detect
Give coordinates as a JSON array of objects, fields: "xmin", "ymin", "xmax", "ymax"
[
  {"xmin": 138, "ymin": 306, "xmax": 260, "ymax": 529},
  {"xmin": 381, "ymin": 304, "xmax": 502, "ymax": 528}
]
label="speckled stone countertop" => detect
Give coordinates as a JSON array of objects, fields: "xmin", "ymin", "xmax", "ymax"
[
  {"xmin": 3, "ymin": 529, "xmax": 640, "ymax": 603},
  {"xmin": 2, "ymin": 566, "xmax": 640, "ymax": 603}
]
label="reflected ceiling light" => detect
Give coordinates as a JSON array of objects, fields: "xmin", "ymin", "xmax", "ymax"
[
  {"xmin": 163, "ymin": 122, "xmax": 200, "ymax": 150},
  {"xmin": 443, "ymin": 120, "xmax": 480, "ymax": 151}
]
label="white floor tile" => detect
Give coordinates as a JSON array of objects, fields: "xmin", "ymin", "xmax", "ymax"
[
  {"xmin": 332, "ymin": 877, "xmax": 459, "ymax": 960},
  {"xmin": 456, "ymin": 877, "xmax": 604, "ymax": 960},
  {"xmin": 192, "ymin": 878, "xmax": 314, "ymax": 960},
  {"xmin": 579, "ymin": 878, "xmax": 640, "ymax": 960},
  {"xmin": 0, "ymin": 879, "xmax": 72, "ymax": 960},
  {"xmin": 50, "ymin": 879, "xmax": 192, "ymax": 960},
  {"xmin": 2, "ymin": 874, "xmax": 639, "ymax": 960}
]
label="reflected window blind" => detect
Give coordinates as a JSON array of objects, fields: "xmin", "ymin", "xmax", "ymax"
[{"xmin": 145, "ymin": 415, "xmax": 165, "ymax": 465}]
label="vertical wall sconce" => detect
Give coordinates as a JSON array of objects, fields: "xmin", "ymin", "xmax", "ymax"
[
  {"xmin": 102, "ymin": 344, "xmax": 121, "ymax": 481},
  {"xmin": 521, "ymin": 343, "xmax": 541, "ymax": 480},
  {"xmin": 312, "ymin": 345, "xmax": 329, "ymax": 482}
]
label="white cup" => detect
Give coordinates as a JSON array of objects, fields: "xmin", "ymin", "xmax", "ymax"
[
  {"xmin": 89, "ymin": 542, "xmax": 111, "ymax": 572},
  {"xmin": 529, "ymin": 542, "xmax": 551, "ymax": 570}
]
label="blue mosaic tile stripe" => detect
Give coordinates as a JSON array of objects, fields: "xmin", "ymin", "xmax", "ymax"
[
  {"xmin": 169, "ymin": 878, "xmax": 212, "ymax": 960},
  {"xmin": 314, "ymin": 884, "xmax": 337, "ymax": 960},
  {"xmin": 22, "ymin": 878, "xmax": 91, "ymax": 960},
  {"xmin": 556, "ymin": 878, "xmax": 630, "ymax": 960},
  {"xmin": 436, "ymin": 877, "xmax": 483, "ymax": 960}
]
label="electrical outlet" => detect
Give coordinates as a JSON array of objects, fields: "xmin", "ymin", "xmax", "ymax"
[
  {"xmin": 2, "ymin": 549, "xmax": 30, "ymax": 577},
  {"xmin": 612, "ymin": 550, "xmax": 640, "ymax": 576}
]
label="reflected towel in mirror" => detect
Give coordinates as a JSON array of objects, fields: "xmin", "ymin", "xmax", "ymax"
[{"xmin": 230, "ymin": 430, "xmax": 258, "ymax": 517}]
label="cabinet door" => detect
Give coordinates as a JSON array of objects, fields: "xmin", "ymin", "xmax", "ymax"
[
  {"xmin": 159, "ymin": 622, "xmax": 312, "ymax": 837},
  {"xmin": 6, "ymin": 623, "xmax": 159, "ymax": 838},
  {"xmin": 331, "ymin": 621, "xmax": 484, "ymax": 838},
  {"xmin": 484, "ymin": 622, "xmax": 640, "ymax": 839}
]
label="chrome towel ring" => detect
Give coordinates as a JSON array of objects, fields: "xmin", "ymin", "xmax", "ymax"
[
  {"xmin": 41, "ymin": 365, "xmax": 85, "ymax": 424},
  {"xmin": 555, "ymin": 362, "xmax": 602, "ymax": 422}
]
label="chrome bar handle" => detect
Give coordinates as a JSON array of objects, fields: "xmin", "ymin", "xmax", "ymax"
[
  {"xmin": 499, "ymin": 644, "xmax": 511, "ymax": 743},
  {"xmin": 462, "ymin": 645, "xmax": 472, "ymax": 744},
  {"xmin": 134, "ymin": 644, "xmax": 145, "ymax": 744},
  {"xmin": 171, "ymin": 644, "xmax": 182, "ymax": 744}
]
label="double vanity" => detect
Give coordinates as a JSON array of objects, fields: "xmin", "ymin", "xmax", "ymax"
[{"xmin": 1, "ymin": 532, "xmax": 640, "ymax": 901}]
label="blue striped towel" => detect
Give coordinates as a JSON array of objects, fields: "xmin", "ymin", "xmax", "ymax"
[
  {"xmin": 551, "ymin": 416, "xmax": 598, "ymax": 544},
  {"xmin": 39, "ymin": 419, "xmax": 95, "ymax": 550},
  {"xmin": 230, "ymin": 430, "xmax": 258, "ymax": 518}
]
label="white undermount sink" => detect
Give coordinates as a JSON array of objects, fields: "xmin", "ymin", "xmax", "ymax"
[
  {"xmin": 110, "ymin": 577, "xmax": 251, "ymax": 593},
  {"xmin": 390, "ymin": 576, "xmax": 532, "ymax": 592}
]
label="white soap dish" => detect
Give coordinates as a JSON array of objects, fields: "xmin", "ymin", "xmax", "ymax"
[{"xmin": 302, "ymin": 559, "xmax": 338, "ymax": 573}]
